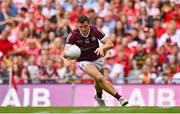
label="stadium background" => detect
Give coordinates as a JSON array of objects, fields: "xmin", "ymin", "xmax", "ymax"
[{"xmin": 0, "ymin": 0, "xmax": 180, "ymax": 109}]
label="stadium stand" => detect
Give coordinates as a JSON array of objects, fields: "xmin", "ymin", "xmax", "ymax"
[{"xmin": 0, "ymin": 0, "xmax": 180, "ymax": 85}]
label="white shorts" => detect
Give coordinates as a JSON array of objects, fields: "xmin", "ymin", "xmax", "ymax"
[{"xmin": 78, "ymin": 58, "xmax": 104, "ymax": 71}]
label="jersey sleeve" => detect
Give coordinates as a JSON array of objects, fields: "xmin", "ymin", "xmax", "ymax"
[
  {"xmin": 93, "ymin": 26, "xmax": 105, "ymax": 40},
  {"xmin": 66, "ymin": 32, "xmax": 76, "ymax": 45}
]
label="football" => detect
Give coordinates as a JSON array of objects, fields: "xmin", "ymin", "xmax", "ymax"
[{"xmin": 66, "ymin": 45, "xmax": 81, "ymax": 59}]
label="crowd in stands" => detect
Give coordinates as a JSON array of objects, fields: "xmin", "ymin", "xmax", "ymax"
[{"xmin": 0, "ymin": 0, "xmax": 180, "ymax": 84}]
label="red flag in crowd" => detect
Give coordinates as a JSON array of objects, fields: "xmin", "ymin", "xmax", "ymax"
[{"xmin": 11, "ymin": 71, "xmax": 17, "ymax": 90}]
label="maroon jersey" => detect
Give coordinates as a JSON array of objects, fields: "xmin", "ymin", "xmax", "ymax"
[{"xmin": 66, "ymin": 26, "xmax": 105, "ymax": 61}]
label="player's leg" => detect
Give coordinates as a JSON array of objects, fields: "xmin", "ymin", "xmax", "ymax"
[
  {"xmin": 93, "ymin": 67, "xmax": 107, "ymax": 105},
  {"xmin": 84, "ymin": 64, "xmax": 119, "ymax": 99},
  {"xmin": 79, "ymin": 61, "xmax": 128, "ymax": 106},
  {"xmin": 94, "ymin": 68, "xmax": 105, "ymax": 99},
  {"xmin": 94, "ymin": 80, "xmax": 103, "ymax": 99},
  {"xmin": 85, "ymin": 64, "xmax": 128, "ymax": 106},
  {"xmin": 94, "ymin": 80, "xmax": 105, "ymax": 106}
]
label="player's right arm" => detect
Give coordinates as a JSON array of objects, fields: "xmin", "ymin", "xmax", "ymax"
[
  {"xmin": 62, "ymin": 32, "xmax": 75, "ymax": 59},
  {"xmin": 63, "ymin": 44, "xmax": 71, "ymax": 59}
]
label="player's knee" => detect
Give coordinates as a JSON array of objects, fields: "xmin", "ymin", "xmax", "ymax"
[{"xmin": 96, "ymin": 76, "xmax": 105, "ymax": 83}]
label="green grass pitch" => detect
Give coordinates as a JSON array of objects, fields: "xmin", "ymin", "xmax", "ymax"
[{"xmin": 0, "ymin": 107, "xmax": 180, "ymax": 113}]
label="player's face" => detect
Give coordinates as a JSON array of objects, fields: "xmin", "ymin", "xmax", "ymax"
[{"xmin": 78, "ymin": 21, "xmax": 90, "ymax": 36}]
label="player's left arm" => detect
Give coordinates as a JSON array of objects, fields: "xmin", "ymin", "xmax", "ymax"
[{"xmin": 94, "ymin": 37, "xmax": 114, "ymax": 56}]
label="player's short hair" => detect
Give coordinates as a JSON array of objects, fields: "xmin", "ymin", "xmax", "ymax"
[{"xmin": 77, "ymin": 15, "xmax": 89, "ymax": 24}]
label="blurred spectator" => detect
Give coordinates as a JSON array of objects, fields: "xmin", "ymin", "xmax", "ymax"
[
  {"xmin": 137, "ymin": 6, "xmax": 146, "ymax": 25},
  {"xmin": 115, "ymin": 44, "xmax": 131, "ymax": 80},
  {"xmin": 139, "ymin": 64, "xmax": 152, "ymax": 84},
  {"xmin": 82, "ymin": 0, "xmax": 96, "ymax": 9},
  {"xmin": 15, "ymin": 7, "xmax": 30, "ymax": 28},
  {"xmin": 55, "ymin": 57, "xmax": 66, "ymax": 83},
  {"xmin": 56, "ymin": 20, "xmax": 71, "ymax": 39},
  {"xmin": 22, "ymin": 56, "xmax": 40, "ymax": 83},
  {"xmin": 96, "ymin": 17, "xmax": 110, "ymax": 37},
  {"xmin": 40, "ymin": 58, "xmax": 58, "ymax": 83},
  {"xmin": 33, "ymin": 5, "xmax": 46, "ymax": 33},
  {"xmin": 38, "ymin": 52, "xmax": 48, "ymax": 72},
  {"xmin": 25, "ymin": 0, "xmax": 37, "ymax": 12},
  {"xmin": 0, "ymin": 0, "xmax": 179, "ymax": 84},
  {"xmin": 171, "ymin": 44, "xmax": 179, "ymax": 56},
  {"xmin": 104, "ymin": 11, "xmax": 116, "ymax": 33},
  {"xmin": 55, "ymin": 3, "xmax": 65, "ymax": 21},
  {"xmin": 42, "ymin": 0, "xmax": 56, "ymax": 19},
  {"xmin": 132, "ymin": 44, "xmax": 148, "ymax": 70},
  {"xmin": 48, "ymin": 15, "xmax": 58, "ymax": 32},
  {"xmin": 105, "ymin": 51, "xmax": 124, "ymax": 84},
  {"xmin": 5, "ymin": 21, "xmax": 19, "ymax": 43},
  {"xmin": 114, "ymin": 20, "xmax": 126, "ymax": 37},
  {"xmin": 154, "ymin": 72, "xmax": 169, "ymax": 84},
  {"xmin": 63, "ymin": 60, "xmax": 82, "ymax": 84},
  {"xmin": 172, "ymin": 72, "xmax": 180, "ymax": 84},
  {"xmin": 157, "ymin": 46, "xmax": 166, "ymax": 64},
  {"xmin": 49, "ymin": 37, "xmax": 63, "ymax": 58},
  {"xmin": 150, "ymin": 52, "xmax": 163, "ymax": 76},
  {"xmin": 158, "ymin": 23, "xmax": 180, "ymax": 48},
  {"xmin": 69, "ymin": 4, "xmax": 86, "ymax": 27},
  {"xmin": 162, "ymin": 64, "xmax": 175, "ymax": 84},
  {"xmin": 25, "ymin": 39, "xmax": 41, "ymax": 58},
  {"xmin": 32, "ymin": 0, "xmax": 47, "ymax": 6},
  {"xmin": 87, "ymin": 8, "xmax": 97, "ymax": 25},
  {"xmin": 60, "ymin": 0, "xmax": 75, "ymax": 12},
  {"xmin": 119, "ymin": 13, "xmax": 132, "ymax": 33},
  {"xmin": 122, "ymin": 35, "xmax": 135, "ymax": 57},
  {"xmin": 0, "ymin": 61, "xmax": 9, "ymax": 83},
  {"xmin": 162, "ymin": 1, "xmax": 176, "ymax": 23},
  {"xmin": 13, "ymin": 30, "xmax": 29, "ymax": 55},
  {"xmin": 91, "ymin": 0, "xmax": 109, "ymax": 17},
  {"xmin": 39, "ymin": 30, "xmax": 49, "ymax": 45},
  {"xmin": 167, "ymin": 54, "xmax": 176, "ymax": 77},
  {"xmin": 0, "ymin": 1, "xmax": 18, "ymax": 32},
  {"xmin": 145, "ymin": 0, "xmax": 160, "ymax": 18},
  {"xmin": 144, "ymin": 37, "xmax": 156, "ymax": 56},
  {"xmin": 48, "ymin": 31, "xmax": 56, "ymax": 48},
  {"xmin": 12, "ymin": 55, "xmax": 25, "ymax": 84},
  {"xmin": 175, "ymin": 52, "xmax": 180, "ymax": 73},
  {"xmin": 0, "ymin": 29, "xmax": 14, "ymax": 59},
  {"xmin": 122, "ymin": 0, "xmax": 138, "ymax": 25},
  {"xmin": 153, "ymin": 17, "xmax": 165, "ymax": 39}
]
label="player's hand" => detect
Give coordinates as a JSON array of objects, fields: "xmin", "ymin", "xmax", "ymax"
[
  {"xmin": 63, "ymin": 52, "xmax": 70, "ymax": 59},
  {"xmin": 63, "ymin": 54, "xmax": 71, "ymax": 60},
  {"xmin": 94, "ymin": 47, "xmax": 105, "ymax": 56},
  {"xmin": 63, "ymin": 53, "xmax": 68, "ymax": 58}
]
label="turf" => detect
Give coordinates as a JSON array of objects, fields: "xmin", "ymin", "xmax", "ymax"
[{"xmin": 0, "ymin": 107, "xmax": 180, "ymax": 113}]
